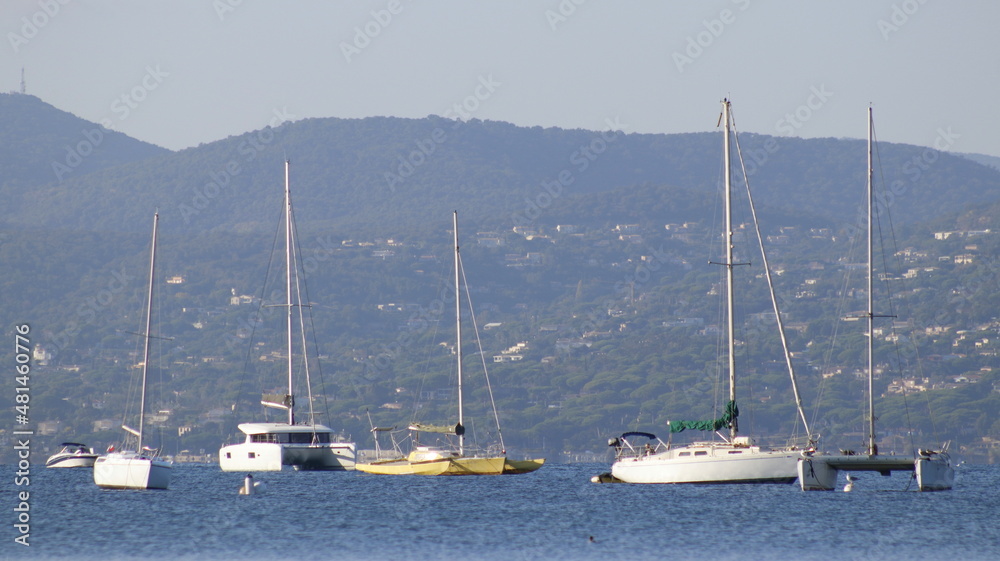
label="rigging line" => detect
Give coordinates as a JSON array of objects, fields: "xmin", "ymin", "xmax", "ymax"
[
  {"xmin": 731, "ymin": 113, "xmax": 813, "ymax": 441},
  {"xmin": 289, "ymin": 206, "xmax": 318, "ymax": 430},
  {"xmin": 872, "ymin": 126, "xmax": 923, "ymax": 455},
  {"xmin": 458, "ymin": 252, "xmax": 506, "ymax": 453},
  {"xmin": 810, "ymin": 189, "xmax": 865, "ymax": 435},
  {"xmin": 232, "ymin": 201, "xmax": 285, "ymax": 427}
]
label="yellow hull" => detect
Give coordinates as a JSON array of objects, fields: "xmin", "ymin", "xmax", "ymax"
[
  {"xmin": 503, "ymin": 458, "xmax": 545, "ymax": 474},
  {"xmin": 355, "ymin": 456, "xmax": 506, "ymax": 476}
]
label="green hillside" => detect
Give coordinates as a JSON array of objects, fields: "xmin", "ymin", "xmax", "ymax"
[{"xmin": 3, "ymin": 96, "xmax": 1000, "ymax": 464}]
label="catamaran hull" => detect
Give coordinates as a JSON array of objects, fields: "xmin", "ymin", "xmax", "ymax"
[
  {"xmin": 503, "ymin": 458, "xmax": 545, "ymax": 474},
  {"xmin": 219, "ymin": 442, "xmax": 356, "ymax": 472},
  {"xmin": 612, "ymin": 451, "xmax": 799, "ymax": 484},
  {"xmin": 356, "ymin": 456, "xmax": 507, "ymax": 476},
  {"xmin": 915, "ymin": 455, "xmax": 955, "ymax": 491},
  {"xmin": 93, "ymin": 455, "xmax": 172, "ymax": 490},
  {"xmin": 798, "ymin": 454, "xmax": 954, "ymax": 491}
]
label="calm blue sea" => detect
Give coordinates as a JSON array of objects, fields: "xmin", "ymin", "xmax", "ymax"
[{"xmin": 3, "ymin": 463, "xmax": 997, "ymax": 561}]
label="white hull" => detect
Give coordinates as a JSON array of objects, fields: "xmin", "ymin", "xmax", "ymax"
[
  {"xmin": 798, "ymin": 453, "xmax": 954, "ymax": 491},
  {"xmin": 612, "ymin": 444, "xmax": 799, "ymax": 484},
  {"xmin": 220, "ymin": 441, "xmax": 356, "ymax": 472},
  {"xmin": 915, "ymin": 455, "xmax": 955, "ymax": 491},
  {"xmin": 93, "ymin": 453, "xmax": 173, "ymax": 489},
  {"xmin": 46, "ymin": 454, "xmax": 98, "ymax": 468}
]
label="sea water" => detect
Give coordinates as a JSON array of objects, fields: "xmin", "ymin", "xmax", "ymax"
[{"xmin": 4, "ymin": 463, "xmax": 997, "ymax": 560}]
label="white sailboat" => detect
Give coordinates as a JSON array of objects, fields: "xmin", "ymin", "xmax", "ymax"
[
  {"xmin": 219, "ymin": 161, "xmax": 355, "ymax": 472},
  {"xmin": 355, "ymin": 211, "xmax": 544, "ymax": 476},
  {"xmin": 94, "ymin": 212, "xmax": 173, "ymax": 490},
  {"xmin": 797, "ymin": 107, "xmax": 954, "ymax": 491},
  {"xmin": 610, "ymin": 99, "xmax": 807, "ymax": 484}
]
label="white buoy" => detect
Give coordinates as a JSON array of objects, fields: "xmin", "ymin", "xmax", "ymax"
[{"xmin": 240, "ymin": 474, "xmax": 255, "ymax": 495}]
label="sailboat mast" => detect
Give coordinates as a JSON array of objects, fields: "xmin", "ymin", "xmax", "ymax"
[
  {"xmin": 138, "ymin": 212, "xmax": 159, "ymax": 453},
  {"xmin": 723, "ymin": 99, "xmax": 738, "ymax": 441},
  {"xmin": 453, "ymin": 211, "xmax": 464, "ymax": 455},
  {"xmin": 866, "ymin": 108, "xmax": 877, "ymax": 456},
  {"xmin": 285, "ymin": 160, "xmax": 295, "ymax": 426}
]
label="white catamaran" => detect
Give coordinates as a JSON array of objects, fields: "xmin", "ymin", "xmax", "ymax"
[
  {"xmin": 610, "ymin": 99, "xmax": 810, "ymax": 484},
  {"xmin": 93, "ymin": 212, "xmax": 173, "ymax": 490},
  {"xmin": 219, "ymin": 161, "xmax": 355, "ymax": 472},
  {"xmin": 355, "ymin": 211, "xmax": 544, "ymax": 476},
  {"xmin": 797, "ymin": 107, "xmax": 954, "ymax": 491}
]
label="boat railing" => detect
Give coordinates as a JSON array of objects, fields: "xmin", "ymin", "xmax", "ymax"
[{"xmin": 609, "ymin": 432, "xmax": 668, "ymax": 461}]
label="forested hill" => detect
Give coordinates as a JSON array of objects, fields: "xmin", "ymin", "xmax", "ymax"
[
  {"xmin": 4, "ymin": 92, "xmax": 1000, "ymax": 238},
  {"xmin": 5, "ymin": 94, "xmax": 1000, "ymax": 463},
  {"xmin": 0, "ymin": 94, "xmax": 170, "ymax": 197}
]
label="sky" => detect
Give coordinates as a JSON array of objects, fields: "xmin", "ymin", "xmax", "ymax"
[{"xmin": 2, "ymin": 1, "xmax": 998, "ymax": 157}]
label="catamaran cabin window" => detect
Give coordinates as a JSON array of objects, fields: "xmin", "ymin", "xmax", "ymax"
[
  {"xmin": 728, "ymin": 450, "xmax": 743, "ymax": 454},
  {"xmin": 678, "ymin": 452, "xmax": 691, "ymax": 457},
  {"xmin": 284, "ymin": 432, "xmax": 330, "ymax": 444},
  {"xmin": 251, "ymin": 433, "xmax": 279, "ymax": 443},
  {"xmin": 694, "ymin": 451, "xmax": 708, "ymax": 456}
]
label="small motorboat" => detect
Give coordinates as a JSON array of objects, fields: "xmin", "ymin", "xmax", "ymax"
[{"xmin": 46, "ymin": 442, "xmax": 99, "ymax": 468}]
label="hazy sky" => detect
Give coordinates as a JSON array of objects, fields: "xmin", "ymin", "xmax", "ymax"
[{"xmin": 3, "ymin": 1, "xmax": 997, "ymax": 156}]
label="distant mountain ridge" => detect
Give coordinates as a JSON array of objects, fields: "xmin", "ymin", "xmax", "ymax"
[
  {"xmin": 3, "ymin": 93, "xmax": 1000, "ymax": 239},
  {"xmin": 0, "ymin": 93, "xmax": 170, "ymax": 192}
]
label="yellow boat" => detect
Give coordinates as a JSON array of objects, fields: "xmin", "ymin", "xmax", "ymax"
[
  {"xmin": 503, "ymin": 458, "xmax": 545, "ymax": 474},
  {"xmin": 356, "ymin": 212, "xmax": 544, "ymax": 477},
  {"xmin": 356, "ymin": 447, "xmax": 506, "ymax": 476}
]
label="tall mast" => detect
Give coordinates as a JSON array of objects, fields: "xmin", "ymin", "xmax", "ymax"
[
  {"xmin": 285, "ymin": 160, "xmax": 295, "ymax": 426},
  {"xmin": 453, "ymin": 211, "xmax": 465, "ymax": 455},
  {"xmin": 866, "ymin": 107, "xmax": 877, "ymax": 456},
  {"xmin": 723, "ymin": 99, "xmax": 738, "ymax": 441},
  {"xmin": 138, "ymin": 212, "xmax": 159, "ymax": 452}
]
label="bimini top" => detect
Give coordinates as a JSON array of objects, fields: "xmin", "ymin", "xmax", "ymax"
[
  {"xmin": 237, "ymin": 422, "xmax": 334, "ymax": 435},
  {"xmin": 620, "ymin": 432, "xmax": 657, "ymax": 440}
]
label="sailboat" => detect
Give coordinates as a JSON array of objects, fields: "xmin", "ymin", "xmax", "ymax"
[
  {"xmin": 93, "ymin": 212, "xmax": 173, "ymax": 490},
  {"xmin": 797, "ymin": 107, "xmax": 954, "ymax": 491},
  {"xmin": 609, "ymin": 99, "xmax": 807, "ymax": 484},
  {"xmin": 355, "ymin": 211, "xmax": 544, "ymax": 476},
  {"xmin": 219, "ymin": 161, "xmax": 356, "ymax": 472}
]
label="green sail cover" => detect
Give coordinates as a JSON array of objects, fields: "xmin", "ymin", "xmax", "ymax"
[{"xmin": 668, "ymin": 400, "xmax": 739, "ymax": 434}]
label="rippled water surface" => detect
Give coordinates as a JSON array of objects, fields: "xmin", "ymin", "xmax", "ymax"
[{"xmin": 5, "ymin": 463, "xmax": 998, "ymax": 560}]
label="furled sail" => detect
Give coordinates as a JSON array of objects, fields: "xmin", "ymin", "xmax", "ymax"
[{"xmin": 668, "ymin": 400, "xmax": 739, "ymax": 433}]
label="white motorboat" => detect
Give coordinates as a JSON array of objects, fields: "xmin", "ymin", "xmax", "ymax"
[
  {"xmin": 93, "ymin": 213, "xmax": 173, "ymax": 490},
  {"xmin": 46, "ymin": 442, "xmax": 98, "ymax": 468},
  {"xmin": 219, "ymin": 161, "xmax": 355, "ymax": 472}
]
